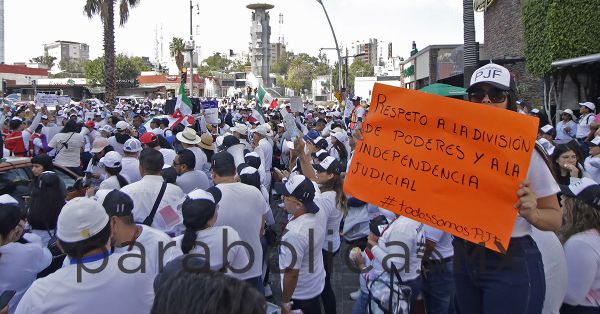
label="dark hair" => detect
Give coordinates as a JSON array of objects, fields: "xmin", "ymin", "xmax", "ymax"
[
  {"xmin": 320, "ymin": 173, "xmax": 348, "ymax": 216},
  {"xmin": 202, "ymin": 148, "xmax": 214, "ymax": 164},
  {"xmin": 61, "ymin": 119, "xmax": 79, "ymax": 133},
  {"xmin": 9, "ymin": 119, "xmax": 22, "ymax": 130},
  {"xmin": 551, "ymin": 143, "xmax": 584, "ymax": 184},
  {"xmin": 181, "ymin": 198, "xmax": 217, "ymax": 254},
  {"xmin": 105, "ymin": 166, "xmax": 129, "ymax": 188},
  {"xmin": 28, "ymin": 172, "xmax": 66, "ymax": 230},
  {"xmin": 151, "ymin": 270, "xmax": 266, "ymax": 314},
  {"xmin": 239, "ymin": 172, "xmax": 261, "ymax": 192},
  {"xmin": 108, "ymin": 116, "xmax": 120, "ymax": 126},
  {"xmin": 91, "ymin": 145, "xmax": 115, "ymax": 166},
  {"xmin": 157, "ymin": 134, "xmax": 173, "ymax": 149},
  {"xmin": 31, "ymin": 154, "xmax": 54, "ymax": 172},
  {"xmin": 316, "ymin": 118, "xmax": 327, "ymax": 125},
  {"xmin": 0, "ymin": 203, "xmax": 21, "ymax": 240},
  {"xmin": 59, "ymin": 222, "xmax": 111, "ymax": 259},
  {"xmin": 140, "ymin": 148, "xmax": 164, "ymax": 174},
  {"xmin": 178, "ymin": 149, "xmax": 196, "ymax": 170},
  {"xmin": 161, "ymin": 167, "xmax": 178, "ymax": 184},
  {"xmin": 211, "ymin": 152, "xmax": 236, "ymax": 177},
  {"xmin": 331, "ymin": 140, "xmax": 348, "ymax": 164}
]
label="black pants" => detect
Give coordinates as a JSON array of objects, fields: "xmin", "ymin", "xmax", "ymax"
[
  {"xmin": 561, "ymin": 304, "xmax": 600, "ymax": 314},
  {"xmin": 292, "ymin": 295, "xmax": 321, "ymax": 314},
  {"xmin": 320, "ymin": 249, "xmax": 338, "ymax": 314}
]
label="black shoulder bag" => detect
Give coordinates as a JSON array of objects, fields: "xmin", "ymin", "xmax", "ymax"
[{"xmin": 142, "ymin": 182, "xmax": 167, "ymax": 226}]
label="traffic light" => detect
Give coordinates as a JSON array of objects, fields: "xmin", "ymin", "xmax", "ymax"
[{"xmin": 181, "ymin": 67, "xmax": 187, "ymax": 84}]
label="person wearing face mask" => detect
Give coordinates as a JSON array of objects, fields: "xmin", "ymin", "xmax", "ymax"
[{"xmin": 453, "ymin": 63, "xmax": 562, "ymax": 314}]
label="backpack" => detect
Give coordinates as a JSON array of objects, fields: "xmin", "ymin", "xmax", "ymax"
[{"xmin": 368, "ymin": 263, "xmax": 412, "ymax": 314}]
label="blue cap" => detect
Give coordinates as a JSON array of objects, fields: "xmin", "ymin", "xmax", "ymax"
[{"xmin": 303, "ymin": 129, "xmax": 319, "ymax": 141}]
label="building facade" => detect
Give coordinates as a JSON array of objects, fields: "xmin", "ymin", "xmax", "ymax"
[
  {"xmin": 269, "ymin": 42, "xmax": 287, "ymax": 65},
  {"xmin": 483, "ymin": 0, "xmax": 541, "ymax": 104},
  {"xmin": 43, "ymin": 41, "xmax": 90, "ymax": 73},
  {"xmin": 343, "ymin": 38, "xmax": 381, "ymax": 67}
]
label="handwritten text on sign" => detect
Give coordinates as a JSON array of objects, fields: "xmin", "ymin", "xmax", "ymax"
[{"xmin": 343, "ymin": 84, "xmax": 539, "ymax": 252}]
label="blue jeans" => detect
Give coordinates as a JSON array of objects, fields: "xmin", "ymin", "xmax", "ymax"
[
  {"xmin": 352, "ymin": 277, "xmax": 422, "ymax": 314},
  {"xmin": 453, "ymin": 236, "xmax": 545, "ymax": 314},
  {"xmin": 422, "ymin": 258, "xmax": 455, "ymax": 314}
]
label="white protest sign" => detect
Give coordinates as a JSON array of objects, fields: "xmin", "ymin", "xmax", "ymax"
[
  {"xmin": 35, "ymin": 94, "xmax": 58, "ymax": 107},
  {"xmin": 290, "ymin": 97, "xmax": 303, "ymax": 113}
]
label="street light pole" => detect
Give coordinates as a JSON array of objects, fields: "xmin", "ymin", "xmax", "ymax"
[
  {"xmin": 316, "ymin": 0, "xmax": 342, "ymax": 94},
  {"xmin": 189, "ymin": 0, "xmax": 194, "ymax": 97}
]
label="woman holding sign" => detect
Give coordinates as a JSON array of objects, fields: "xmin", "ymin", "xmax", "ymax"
[{"xmin": 453, "ymin": 63, "xmax": 563, "ymax": 314}]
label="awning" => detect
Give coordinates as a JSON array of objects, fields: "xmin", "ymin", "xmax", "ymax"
[
  {"xmin": 551, "ymin": 53, "xmax": 600, "ymax": 69},
  {"xmin": 86, "ymin": 86, "xmax": 105, "ymax": 94},
  {"xmin": 419, "ymin": 83, "xmax": 467, "ymax": 96}
]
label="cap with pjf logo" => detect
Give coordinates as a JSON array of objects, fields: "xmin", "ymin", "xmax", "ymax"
[{"xmin": 468, "ymin": 63, "xmax": 514, "ymax": 92}]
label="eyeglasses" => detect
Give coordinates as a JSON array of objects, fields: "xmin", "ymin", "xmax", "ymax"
[{"xmin": 468, "ymin": 88, "xmax": 508, "ymax": 104}]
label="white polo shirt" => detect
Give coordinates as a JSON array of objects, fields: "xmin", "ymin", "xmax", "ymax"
[
  {"xmin": 576, "ymin": 113, "xmax": 596, "ymax": 139},
  {"xmin": 187, "ymin": 146, "xmax": 208, "ymax": 172},
  {"xmin": 423, "ymin": 225, "xmax": 454, "ymax": 260},
  {"xmin": 173, "ymin": 226, "xmax": 250, "ymax": 279},
  {"xmin": 15, "ymin": 252, "xmax": 155, "ymax": 314},
  {"xmin": 113, "ymin": 225, "xmax": 181, "ymax": 275},
  {"xmin": 256, "ymin": 138, "xmax": 273, "ymax": 171},
  {"xmin": 370, "ymin": 216, "xmax": 425, "ymax": 282},
  {"xmin": 315, "ymin": 191, "xmax": 343, "ymax": 253},
  {"xmin": 121, "ymin": 156, "xmax": 141, "ymax": 184},
  {"xmin": 121, "ymin": 175, "xmax": 186, "ymax": 233},
  {"xmin": 0, "ymin": 242, "xmax": 52, "ymax": 314},
  {"xmin": 279, "ymin": 211, "xmax": 327, "ymax": 300},
  {"xmin": 214, "ymin": 182, "xmax": 270, "ymax": 280}
]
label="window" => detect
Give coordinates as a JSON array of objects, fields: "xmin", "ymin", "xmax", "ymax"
[{"xmin": 0, "ymin": 167, "xmax": 33, "ymax": 202}]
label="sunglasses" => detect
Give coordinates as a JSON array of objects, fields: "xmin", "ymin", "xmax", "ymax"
[{"xmin": 468, "ymin": 88, "xmax": 508, "ymax": 103}]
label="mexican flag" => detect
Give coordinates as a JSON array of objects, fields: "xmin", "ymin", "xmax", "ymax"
[
  {"xmin": 256, "ymin": 85, "xmax": 273, "ymax": 105},
  {"xmin": 175, "ymin": 82, "xmax": 193, "ymax": 116}
]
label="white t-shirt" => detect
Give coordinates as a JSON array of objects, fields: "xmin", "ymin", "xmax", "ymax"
[
  {"xmin": 563, "ymin": 229, "xmax": 600, "ymax": 307},
  {"xmin": 48, "ymin": 132, "xmax": 85, "ymax": 167},
  {"xmin": 113, "ymin": 225, "xmax": 180, "ymax": 275},
  {"xmin": 173, "ymin": 226, "xmax": 250, "ymax": 279},
  {"xmin": 576, "ymin": 113, "xmax": 596, "ymax": 139},
  {"xmin": 121, "ymin": 156, "xmax": 142, "ymax": 184},
  {"xmin": 584, "ymin": 156, "xmax": 600, "ymax": 184},
  {"xmin": 423, "ymin": 225, "xmax": 454, "ymax": 260},
  {"xmin": 15, "ymin": 252, "xmax": 155, "ymax": 314},
  {"xmin": 279, "ymin": 212, "xmax": 327, "ymax": 300},
  {"xmin": 187, "ymin": 146, "xmax": 208, "ymax": 172},
  {"xmin": 107, "ymin": 135, "xmax": 126, "ymax": 155},
  {"xmin": 214, "ymin": 182, "xmax": 269, "ymax": 280},
  {"xmin": 511, "ymin": 150, "xmax": 560, "ymax": 237},
  {"xmin": 370, "ymin": 216, "xmax": 425, "ymax": 282},
  {"xmin": 256, "ymin": 138, "xmax": 273, "ymax": 171},
  {"xmin": 315, "ymin": 191, "xmax": 343, "ymax": 252},
  {"xmin": 98, "ymin": 175, "xmax": 125, "ymax": 190},
  {"xmin": 0, "ymin": 242, "xmax": 52, "ymax": 314},
  {"xmin": 176, "ymin": 170, "xmax": 210, "ymax": 194},
  {"xmin": 555, "ymin": 120, "xmax": 577, "ymax": 142},
  {"xmin": 531, "ymin": 227, "xmax": 568, "ymax": 314},
  {"xmin": 121, "ymin": 175, "xmax": 186, "ymax": 233}
]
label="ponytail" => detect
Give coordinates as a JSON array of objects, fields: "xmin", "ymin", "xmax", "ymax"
[
  {"xmin": 116, "ymin": 174, "xmax": 129, "ymax": 188},
  {"xmin": 320, "ymin": 174, "xmax": 348, "ymax": 216},
  {"xmin": 181, "ymin": 228, "xmax": 198, "ymax": 254}
]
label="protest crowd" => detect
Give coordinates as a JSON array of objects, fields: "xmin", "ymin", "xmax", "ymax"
[{"xmin": 0, "ymin": 63, "xmax": 599, "ymax": 314}]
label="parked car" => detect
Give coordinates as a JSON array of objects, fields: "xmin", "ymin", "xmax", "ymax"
[{"xmin": 0, "ymin": 157, "xmax": 80, "ymax": 203}]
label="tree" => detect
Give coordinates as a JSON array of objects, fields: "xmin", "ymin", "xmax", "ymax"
[
  {"xmin": 29, "ymin": 55, "xmax": 57, "ymax": 70},
  {"xmin": 84, "ymin": 0, "xmax": 141, "ymax": 104},
  {"xmin": 59, "ymin": 58, "xmax": 88, "ymax": 74},
  {"xmin": 199, "ymin": 53, "xmax": 232, "ymax": 76},
  {"xmin": 231, "ymin": 59, "xmax": 247, "ymax": 72},
  {"xmin": 282, "ymin": 53, "xmax": 331, "ymax": 94},
  {"xmin": 169, "ymin": 37, "xmax": 185, "ymax": 73},
  {"xmin": 85, "ymin": 54, "xmax": 150, "ymax": 87}
]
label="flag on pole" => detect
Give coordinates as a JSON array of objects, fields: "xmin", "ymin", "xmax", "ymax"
[
  {"xmin": 175, "ymin": 82, "xmax": 193, "ymax": 116},
  {"xmin": 256, "ymin": 85, "xmax": 273, "ymax": 105}
]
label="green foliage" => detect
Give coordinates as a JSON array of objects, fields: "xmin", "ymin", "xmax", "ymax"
[
  {"xmin": 522, "ymin": 0, "xmax": 600, "ymax": 76},
  {"xmin": 29, "ymin": 55, "xmax": 57, "ymax": 69},
  {"xmin": 331, "ymin": 59, "xmax": 374, "ymax": 92},
  {"xmin": 85, "ymin": 54, "xmax": 150, "ymax": 86},
  {"xmin": 59, "ymin": 58, "xmax": 88, "ymax": 74},
  {"xmin": 283, "ymin": 53, "xmax": 331, "ymax": 93},
  {"xmin": 200, "ymin": 53, "xmax": 232, "ymax": 76},
  {"xmin": 169, "ymin": 37, "xmax": 185, "ymax": 73}
]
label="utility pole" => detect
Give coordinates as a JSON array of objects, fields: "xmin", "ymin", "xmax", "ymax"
[{"xmin": 344, "ymin": 47, "xmax": 349, "ymax": 90}]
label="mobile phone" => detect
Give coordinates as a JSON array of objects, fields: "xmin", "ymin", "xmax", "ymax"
[{"xmin": 0, "ymin": 290, "xmax": 16, "ymax": 310}]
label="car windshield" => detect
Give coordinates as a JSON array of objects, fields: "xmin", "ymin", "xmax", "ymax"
[{"xmin": 0, "ymin": 167, "xmax": 32, "ymax": 203}]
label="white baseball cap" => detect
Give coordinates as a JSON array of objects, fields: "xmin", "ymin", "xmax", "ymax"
[
  {"xmin": 540, "ymin": 125, "xmax": 554, "ymax": 134},
  {"xmin": 468, "ymin": 63, "xmax": 514, "ymax": 92},
  {"xmin": 99, "ymin": 151, "xmax": 122, "ymax": 168},
  {"xmin": 116, "ymin": 121, "xmax": 130, "ymax": 131},
  {"xmin": 123, "ymin": 138, "xmax": 142, "ymax": 153},
  {"xmin": 562, "ymin": 109, "xmax": 577, "ymax": 121},
  {"xmin": 57, "ymin": 197, "xmax": 110, "ymax": 243},
  {"xmin": 580, "ymin": 102, "xmax": 596, "ymax": 111},
  {"xmin": 230, "ymin": 123, "xmax": 248, "ymax": 135},
  {"xmin": 252, "ymin": 125, "xmax": 269, "ymax": 136}
]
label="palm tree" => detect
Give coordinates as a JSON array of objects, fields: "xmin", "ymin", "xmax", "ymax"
[
  {"xmin": 463, "ymin": 0, "xmax": 477, "ymax": 88},
  {"xmin": 84, "ymin": 0, "xmax": 140, "ymax": 105},
  {"xmin": 169, "ymin": 37, "xmax": 185, "ymax": 74}
]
